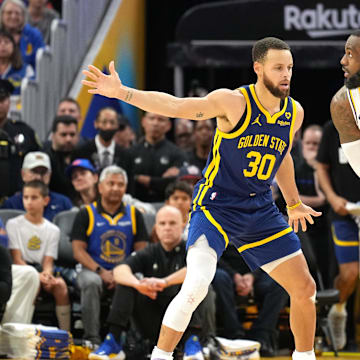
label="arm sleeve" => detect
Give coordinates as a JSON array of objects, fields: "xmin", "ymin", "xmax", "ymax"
[
  {"xmin": 133, "ymin": 208, "xmax": 149, "ymax": 244},
  {"xmin": 70, "ymin": 208, "xmax": 90, "ymax": 242}
]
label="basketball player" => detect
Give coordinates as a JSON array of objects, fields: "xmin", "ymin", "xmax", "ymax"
[
  {"xmin": 330, "ymin": 30, "xmax": 360, "ymax": 177},
  {"xmin": 82, "ymin": 37, "xmax": 321, "ymax": 360}
]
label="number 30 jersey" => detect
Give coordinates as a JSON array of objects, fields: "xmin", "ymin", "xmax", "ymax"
[{"xmin": 192, "ymin": 84, "xmax": 297, "ymax": 210}]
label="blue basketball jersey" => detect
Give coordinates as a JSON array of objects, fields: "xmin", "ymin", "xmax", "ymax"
[
  {"xmin": 85, "ymin": 202, "xmax": 137, "ymax": 270},
  {"xmin": 192, "ymin": 84, "xmax": 297, "ymax": 210}
]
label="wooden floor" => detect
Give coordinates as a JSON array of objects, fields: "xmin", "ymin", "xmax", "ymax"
[{"xmin": 273, "ymin": 356, "xmax": 360, "ymax": 360}]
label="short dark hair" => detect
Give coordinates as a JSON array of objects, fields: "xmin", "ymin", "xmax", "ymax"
[
  {"xmin": 23, "ymin": 180, "xmax": 49, "ymax": 197},
  {"xmin": 165, "ymin": 181, "xmax": 193, "ymax": 200},
  {"xmin": 58, "ymin": 97, "xmax": 81, "ymax": 111},
  {"xmin": 95, "ymin": 107, "xmax": 119, "ymax": 122},
  {"xmin": 52, "ymin": 115, "xmax": 78, "ymax": 132},
  {"xmin": 252, "ymin": 37, "xmax": 291, "ymax": 63}
]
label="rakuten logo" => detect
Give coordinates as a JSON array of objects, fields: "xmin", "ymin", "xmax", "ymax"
[{"xmin": 284, "ymin": 4, "xmax": 360, "ymax": 38}]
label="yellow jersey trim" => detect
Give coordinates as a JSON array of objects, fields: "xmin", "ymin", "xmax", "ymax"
[
  {"xmin": 237, "ymin": 227, "xmax": 292, "ymax": 253},
  {"xmin": 197, "ymin": 133, "xmax": 222, "ymax": 206},
  {"xmin": 249, "ymin": 84, "xmax": 288, "ymax": 124},
  {"xmin": 201, "ymin": 206, "xmax": 229, "ymax": 247},
  {"xmin": 85, "ymin": 205, "xmax": 94, "ymax": 236},
  {"xmin": 332, "ymin": 225, "xmax": 359, "ymax": 247},
  {"xmin": 192, "ymin": 131, "xmax": 220, "ymax": 211},
  {"xmin": 289, "ymin": 98, "xmax": 297, "ymax": 149},
  {"xmin": 130, "ymin": 206, "xmax": 137, "ymax": 235},
  {"xmin": 102, "ymin": 212, "xmax": 124, "ymax": 225},
  {"xmin": 217, "ymin": 87, "xmax": 252, "ymax": 139}
]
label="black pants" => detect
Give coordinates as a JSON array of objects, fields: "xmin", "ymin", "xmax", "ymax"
[{"xmin": 107, "ymin": 284, "xmax": 204, "ymax": 343}]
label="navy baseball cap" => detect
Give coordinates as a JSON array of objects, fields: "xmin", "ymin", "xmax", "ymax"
[
  {"xmin": 66, "ymin": 158, "xmax": 96, "ymax": 177},
  {"xmin": 178, "ymin": 165, "xmax": 202, "ymax": 181}
]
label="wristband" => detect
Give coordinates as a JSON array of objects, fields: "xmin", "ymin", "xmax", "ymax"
[
  {"xmin": 286, "ymin": 201, "xmax": 302, "ymax": 211},
  {"xmin": 95, "ymin": 266, "xmax": 102, "ymax": 274}
]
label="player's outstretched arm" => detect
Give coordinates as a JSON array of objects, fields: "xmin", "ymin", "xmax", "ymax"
[{"xmin": 82, "ymin": 61, "xmax": 236, "ymax": 121}]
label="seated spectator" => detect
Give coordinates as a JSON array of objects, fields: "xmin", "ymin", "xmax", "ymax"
[
  {"xmin": 6, "ymin": 180, "xmax": 70, "ymax": 330},
  {"xmin": 130, "ymin": 112, "xmax": 187, "ymax": 202},
  {"xmin": 175, "ymin": 118, "xmax": 194, "ymax": 152},
  {"xmin": 71, "ymin": 165, "xmax": 148, "ymax": 347},
  {"xmin": 113, "ymin": 113, "xmax": 136, "ymax": 149},
  {"xmin": 1, "ymin": 151, "xmax": 73, "ymax": 221},
  {"xmin": 187, "ymin": 119, "xmax": 215, "ymax": 171},
  {"xmin": 0, "ymin": 216, "xmax": 40, "ymax": 324},
  {"xmin": 44, "ymin": 115, "xmax": 80, "ymax": 198},
  {"xmin": 72, "ymin": 107, "xmax": 134, "ymax": 192},
  {"xmin": 0, "ymin": 0, "xmax": 45, "ymax": 69},
  {"xmin": 90, "ymin": 206, "xmax": 209, "ymax": 360},
  {"xmin": 0, "ymin": 79, "xmax": 41, "ymax": 196},
  {"xmin": 0, "ymin": 243, "xmax": 12, "ymax": 322},
  {"xmin": 67, "ymin": 159, "xmax": 156, "ymax": 215},
  {"xmin": 27, "ymin": 0, "xmax": 59, "ymax": 45},
  {"xmin": 0, "ymin": 29, "xmax": 34, "ymax": 95}
]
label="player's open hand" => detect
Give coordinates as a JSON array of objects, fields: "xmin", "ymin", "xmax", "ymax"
[
  {"xmin": 82, "ymin": 61, "xmax": 121, "ymax": 98},
  {"xmin": 287, "ymin": 202, "xmax": 322, "ymax": 232}
]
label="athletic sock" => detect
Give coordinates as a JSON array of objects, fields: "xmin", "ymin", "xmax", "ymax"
[
  {"xmin": 292, "ymin": 349, "xmax": 316, "ymax": 360},
  {"xmin": 151, "ymin": 346, "xmax": 174, "ymax": 360}
]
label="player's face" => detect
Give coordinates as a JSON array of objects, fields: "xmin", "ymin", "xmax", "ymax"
[
  {"xmin": 98, "ymin": 173, "xmax": 126, "ymax": 204},
  {"xmin": 259, "ymin": 49, "xmax": 293, "ymax": 99},
  {"xmin": 341, "ymin": 35, "xmax": 360, "ymax": 89},
  {"xmin": 23, "ymin": 187, "xmax": 48, "ymax": 216}
]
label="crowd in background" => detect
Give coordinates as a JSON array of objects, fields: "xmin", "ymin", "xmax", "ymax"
[{"xmin": 0, "ymin": 1, "xmax": 359, "ymax": 359}]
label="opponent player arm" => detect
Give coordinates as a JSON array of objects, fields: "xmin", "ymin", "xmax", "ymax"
[{"xmin": 82, "ymin": 61, "xmax": 238, "ymax": 122}]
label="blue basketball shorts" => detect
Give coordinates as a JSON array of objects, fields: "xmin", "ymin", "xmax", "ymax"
[
  {"xmin": 187, "ymin": 201, "xmax": 301, "ymax": 271},
  {"xmin": 332, "ymin": 218, "xmax": 359, "ymax": 264}
]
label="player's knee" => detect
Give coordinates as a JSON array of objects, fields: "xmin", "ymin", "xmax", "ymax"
[
  {"xmin": 291, "ymin": 276, "xmax": 316, "ymax": 303},
  {"xmin": 181, "ymin": 274, "xmax": 210, "ymax": 314}
]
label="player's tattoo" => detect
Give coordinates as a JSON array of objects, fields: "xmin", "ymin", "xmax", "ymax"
[
  {"xmin": 196, "ymin": 112, "xmax": 204, "ymax": 118},
  {"xmin": 125, "ymin": 90, "xmax": 133, "ymax": 102}
]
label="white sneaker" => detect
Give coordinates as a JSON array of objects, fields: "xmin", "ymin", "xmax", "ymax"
[{"xmin": 328, "ymin": 305, "xmax": 347, "ymax": 350}]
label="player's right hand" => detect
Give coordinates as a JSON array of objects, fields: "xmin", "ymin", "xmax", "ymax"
[{"xmin": 82, "ymin": 61, "xmax": 122, "ymax": 98}]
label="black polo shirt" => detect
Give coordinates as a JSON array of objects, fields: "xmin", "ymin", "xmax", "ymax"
[
  {"xmin": 71, "ymin": 199, "xmax": 148, "ymax": 245},
  {"xmin": 126, "ymin": 240, "xmax": 186, "ymax": 297},
  {"xmin": 129, "ymin": 139, "xmax": 187, "ymax": 202}
]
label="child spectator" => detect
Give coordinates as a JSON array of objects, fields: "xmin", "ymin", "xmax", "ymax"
[{"xmin": 6, "ymin": 180, "xmax": 71, "ymax": 331}]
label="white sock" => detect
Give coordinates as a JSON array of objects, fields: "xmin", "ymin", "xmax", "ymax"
[
  {"xmin": 292, "ymin": 349, "xmax": 316, "ymax": 360},
  {"xmin": 334, "ymin": 302, "xmax": 346, "ymax": 313},
  {"xmin": 56, "ymin": 305, "xmax": 71, "ymax": 331},
  {"xmin": 151, "ymin": 346, "xmax": 173, "ymax": 360}
]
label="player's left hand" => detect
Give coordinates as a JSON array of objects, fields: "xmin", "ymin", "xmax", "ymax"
[{"xmin": 287, "ymin": 202, "xmax": 322, "ymax": 232}]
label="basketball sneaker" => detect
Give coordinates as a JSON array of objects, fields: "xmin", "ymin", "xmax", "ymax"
[
  {"xmin": 89, "ymin": 333, "xmax": 125, "ymax": 360},
  {"xmin": 183, "ymin": 335, "xmax": 204, "ymax": 360},
  {"xmin": 328, "ymin": 305, "xmax": 347, "ymax": 350}
]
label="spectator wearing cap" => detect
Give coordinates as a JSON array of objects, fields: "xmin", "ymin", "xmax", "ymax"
[
  {"xmin": 0, "ymin": 0, "xmax": 45, "ymax": 69},
  {"xmin": 0, "ymin": 29, "xmax": 34, "ymax": 95},
  {"xmin": 72, "ymin": 107, "xmax": 134, "ymax": 193},
  {"xmin": 187, "ymin": 119, "xmax": 215, "ymax": 171},
  {"xmin": 129, "ymin": 112, "xmax": 188, "ymax": 202},
  {"xmin": 67, "ymin": 158, "xmax": 156, "ymax": 215},
  {"xmin": 27, "ymin": 0, "xmax": 59, "ymax": 45},
  {"xmin": 0, "ymin": 79, "xmax": 41, "ymax": 197},
  {"xmin": 113, "ymin": 114, "xmax": 136, "ymax": 149},
  {"xmin": 177, "ymin": 164, "xmax": 202, "ymax": 189},
  {"xmin": 1, "ymin": 151, "xmax": 73, "ymax": 220},
  {"xmin": 44, "ymin": 115, "xmax": 80, "ymax": 198}
]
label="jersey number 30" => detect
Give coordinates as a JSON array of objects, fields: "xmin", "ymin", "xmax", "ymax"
[{"xmin": 243, "ymin": 151, "xmax": 276, "ymax": 180}]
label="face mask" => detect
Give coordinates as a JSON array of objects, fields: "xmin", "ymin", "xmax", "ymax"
[{"xmin": 98, "ymin": 128, "xmax": 117, "ymax": 142}]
